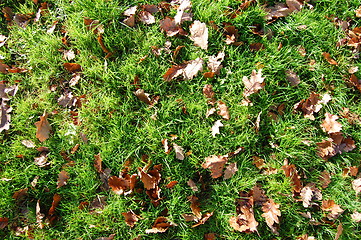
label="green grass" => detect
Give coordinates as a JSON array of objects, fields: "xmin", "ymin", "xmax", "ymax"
[{"xmin": 1, "ymin": 0, "xmax": 361, "ymax": 239}]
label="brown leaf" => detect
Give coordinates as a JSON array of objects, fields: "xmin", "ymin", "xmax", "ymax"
[
  {"xmin": 21, "ymin": 140, "xmax": 35, "ymax": 148},
  {"xmin": 63, "ymin": 63, "xmax": 82, "ymax": 73},
  {"xmin": 34, "ymin": 113, "xmax": 52, "ymax": 142},
  {"xmin": 242, "ymin": 69, "xmax": 265, "ymax": 99},
  {"xmin": 321, "ymin": 200, "xmax": 344, "ymax": 219},
  {"xmin": 108, "ymin": 176, "xmax": 130, "ymax": 195},
  {"xmin": 145, "ymin": 217, "xmax": 173, "ymax": 233},
  {"xmin": 0, "ymin": 101, "xmax": 11, "ymax": 132},
  {"xmin": 134, "ymin": 89, "xmax": 152, "ymax": 105},
  {"xmin": 334, "ymin": 223, "xmax": 343, "ymax": 240},
  {"xmin": 188, "ymin": 195, "xmax": 202, "ymax": 220},
  {"xmin": 34, "ymin": 152, "xmax": 50, "ymax": 167},
  {"xmin": 48, "ymin": 193, "xmax": 61, "ymax": 225},
  {"xmin": 62, "ymin": 49, "xmax": 75, "ymax": 61},
  {"xmin": 189, "ymin": 21, "xmax": 208, "ymax": 50},
  {"xmin": 319, "ymin": 170, "xmax": 331, "ymax": 189},
  {"xmin": 139, "ymin": 11, "xmax": 155, "ymax": 25},
  {"xmin": 352, "ymin": 178, "xmax": 361, "ymax": 195},
  {"xmin": 261, "ymin": 199, "xmax": 281, "ymax": 234},
  {"xmin": 204, "ymin": 233, "xmax": 217, "ymax": 240},
  {"xmin": 95, "ymin": 234, "xmax": 115, "ymax": 240},
  {"xmin": 84, "ymin": 18, "xmax": 104, "ymax": 34},
  {"xmin": 229, "ymin": 195, "xmax": 258, "ymax": 233},
  {"xmin": 124, "ymin": 15, "xmax": 135, "ymax": 27},
  {"xmin": 300, "ymin": 183, "xmax": 322, "ymax": 208},
  {"xmin": 138, "ymin": 166, "xmax": 161, "ymax": 190},
  {"xmin": 90, "ymin": 195, "xmax": 107, "ymax": 212},
  {"xmin": 124, "ymin": 6, "xmax": 137, "ymax": 16},
  {"xmin": 160, "ymin": 17, "xmax": 185, "ymax": 37},
  {"xmin": 224, "ymin": 163, "xmax": 238, "ymax": 180},
  {"xmin": 192, "ymin": 212, "xmax": 213, "ymax": 227},
  {"xmin": 316, "ymin": 140, "xmax": 336, "ymax": 160},
  {"xmin": 0, "ymin": 217, "xmax": 8, "ymax": 229},
  {"xmin": 217, "ymin": 100, "xmax": 230, "ymax": 120},
  {"xmin": 203, "ymin": 84, "xmax": 216, "ymax": 105},
  {"xmin": 321, "ymin": 113, "xmax": 342, "ymax": 134},
  {"xmin": 249, "ymin": 42, "xmax": 265, "ymax": 51},
  {"xmin": 163, "ymin": 58, "xmax": 203, "ymax": 81},
  {"xmin": 166, "ymin": 180, "xmax": 178, "ymax": 189},
  {"xmin": 202, "ymin": 155, "xmax": 227, "ymax": 178},
  {"xmin": 57, "ymin": 170, "xmax": 69, "ymax": 188},
  {"xmin": 122, "ymin": 210, "xmax": 139, "ymax": 227},
  {"xmin": 174, "ymin": 0, "xmax": 192, "ymax": 24},
  {"xmin": 187, "ymin": 179, "xmax": 198, "ymax": 192},
  {"xmin": 206, "ymin": 52, "xmax": 225, "ymax": 76},
  {"xmin": 322, "ymin": 52, "xmax": 338, "ymax": 65},
  {"xmin": 58, "ymin": 91, "xmax": 79, "ymax": 108},
  {"xmin": 36, "ymin": 200, "xmax": 45, "ymax": 229},
  {"xmin": 12, "ymin": 188, "xmax": 28, "ymax": 201},
  {"xmin": 252, "ymin": 156, "xmax": 265, "ymax": 169},
  {"xmin": 94, "ymin": 154, "xmax": 103, "ymax": 173},
  {"xmin": 211, "ymin": 120, "xmax": 223, "ymax": 137},
  {"xmin": 285, "ymin": 70, "xmax": 300, "ymax": 86},
  {"xmin": 282, "ymin": 163, "xmax": 302, "ymax": 193},
  {"xmin": 294, "ymin": 92, "xmax": 323, "ymax": 120},
  {"xmin": 265, "ymin": 3, "xmax": 294, "ymax": 20},
  {"xmin": 173, "ymin": 143, "xmax": 184, "ymax": 160}
]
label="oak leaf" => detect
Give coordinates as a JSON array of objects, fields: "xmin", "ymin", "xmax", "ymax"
[
  {"xmin": 242, "ymin": 69, "xmax": 265, "ymax": 99},
  {"xmin": 229, "ymin": 200, "xmax": 258, "ymax": 233},
  {"xmin": 202, "ymin": 155, "xmax": 227, "ymax": 178},
  {"xmin": 108, "ymin": 176, "xmax": 130, "ymax": 195},
  {"xmin": 351, "ymin": 211, "xmax": 361, "ymax": 222},
  {"xmin": 261, "ymin": 199, "xmax": 281, "ymax": 234},
  {"xmin": 122, "ymin": 210, "xmax": 139, "ymax": 227},
  {"xmin": 173, "ymin": 143, "xmax": 184, "ymax": 160},
  {"xmin": 145, "ymin": 217, "xmax": 174, "ymax": 233},
  {"xmin": 139, "ymin": 11, "xmax": 155, "ymax": 25},
  {"xmin": 0, "ymin": 101, "xmax": 11, "ymax": 132},
  {"xmin": 203, "ymin": 84, "xmax": 216, "ymax": 105},
  {"xmin": 189, "ymin": 20, "xmax": 208, "ymax": 50},
  {"xmin": 160, "ymin": 17, "xmax": 186, "ymax": 37},
  {"xmin": 224, "ymin": 163, "xmax": 238, "ymax": 180},
  {"xmin": 321, "ymin": 200, "xmax": 344, "ymax": 219},
  {"xmin": 217, "ymin": 100, "xmax": 230, "ymax": 120},
  {"xmin": 321, "ymin": 113, "xmax": 342, "ymax": 134},
  {"xmin": 300, "ymin": 183, "xmax": 322, "ymax": 208},
  {"xmin": 57, "ymin": 170, "xmax": 69, "ymax": 188},
  {"xmin": 285, "ymin": 69, "xmax": 300, "ymax": 86},
  {"xmin": 352, "ymin": 178, "xmax": 361, "ymax": 195},
  {"xmin": 319, "ymin": 170, "xmax": 331, "ymax": 189},
  {"xmin": 163, "ymin": 58, "xmax": 203, "ymax": 81},
  {"xmin": 34, "ymin": 113, "xmax": 52, "ymax": 142},
  {"xmin": 174, "ymin": 0, "xmax": 192, "ymax": 24},
  {"xmin": 322, "ymin": 52, "xmax": 338, "ymax": 65},
  {"xmin": 205, "ymin": 52, "xmax": 225, "ymax": 77}
]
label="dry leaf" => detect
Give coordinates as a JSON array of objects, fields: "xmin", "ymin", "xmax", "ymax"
[
  {"xmin": 285, "ymin": 69, "xmax": 300, "ymax": 86},
  {"xmin": 62, "ymin": 49, "xmax": 75, "ymax": 61},
  {"xmin": 58, "ymin": 91, "xmax": 79, "ymax": 108},
  {"xmin": 174, "ymin": 0, "xmax": 192, "ymax": 24},
  {"xmin": 352, "ymin": 178, "xmax": 361, "ymax": 195},
  {"xmin": 204, "ymin": 233, "xmax": 217, "ymax": 240},
  {"xmin": 166, "ymin": 180, "xmax": 178, "ymax": 189},
  {"xmin": 351, "ymin": 211, "xmax": 361, "ymax": 222},
  {"xmin": 224, "ymin": 163, "xmax": 238, "ymax": 180},
  {"xmin": 206, "ymin": 108, "xmax": 216, "ymax": 118},
  {"xmin": 188, "ymin": 195, "xmax": 202, "ymax": 220},
  {"xmin": 217, "ymin": 100, "xmax": 230, "ymax": 120},
  {"xmin": 34, "ymin": 152, "xmax": 50, "ymax": 167},
  {"xmin": 36, "ymin": 200, "xmax": 45, "ymax": 229},
  {"xmin": 189, "ymin": 21, "xmax": 208, "ymax": 50},
  {"xmin": 230, "ymin": 194, "xmax": 258, "ymax": 233},
  {"xmin": 242, "ymin": 69, "xmax": 265, "ymax": 99},
  {"xmin": 294, "ymin": 92, "xmax": 330, "ymax": 120},
  {"xmin": 300, "ymin": 183, "xmax": 322, "ymax": 208},
  {"xmin": 282, "ymin": 163, "xmax": 302, "ymax": 193},
  {"xmin": 95, "ymin": 234, "xmax": 115, "ymax": 240},
  {"xmin": 192, "ymin": 212, "xmax": 213, "ymax": 227},
  {"xmin": 321, "ymin": 200, "xmax": 344, "ymax": 219},
  {"xmin": 0, "ymin": 217, "xmax": 8, "ymax": 230},
  {"xmin": 173, "ymin": 143, "xmax": 184, "ymax": 160},
  {"xmin": 94, "ymin": 153, "xmax": 103, "ymax": 173},
  {"xmin": 202, "ymin": 155, "xmax": 227, "ymax": 178},
  {"xmin": 206, "ymin": 52, "xmax": 225, "ymax": 77},
  {"xmin": 34, "ymin": 113, "xmax": 52, "ymax": 142},
  {"xmin": 187, "ymin": 179, "xmax": 198, "ymax": 192},
  {"xmin": 0, "ymin": 101, "xmax": 11, "ymax": 132},
  {"xmin": 47, "ymin": 193, "xmax": 61, "ymax": 225},
  {"xmin": 124, "ymin": 6, "xmax": 137, "ymax": 16},
  {"xmin": 321, "ymin": 113, "xmax": 342, "ymax": 134},
  {"xmin": 138, "ymin": 167, "xmax": 161, "ymax": 190},
  {"xmin": 319, "ymin": 170, "xmax": 331, "ymax": 189},
  {"xmin": 160, "ymin": 17, "xmax": 185, "ymax": 37},
  {"xmin": 145, "ymin": 217, "xmax": 173, "ymax": 233},
  {"xmin": 57, "ymin": 171, "xmax": 69, "ymax": 188},
  {"xmin": 261, "ymin": 199, "xmax": 281, "ymax": 234},
  {"xmin": 12, "ymin": 188, "xmax": 28, "ymax": 201},
  {"xmin": 211, "ymin": 120, "xmax": 223, "ymax": 137},
  {"xmin": 21, "ymin": 140, "xmax": 35, "ymax": 148},
  {"xmin": 134, "ymin": 89, "xmax": 152, "ymax": 105},
  {"xmin": 63, "ymin": 63, "xmax": 82, "ymax": 73},
  {"xmin": 108, "ymin": 176, "xmax": 130, "ymax": 195},
  {"xmin": 122, "ymin": 210, "xmax": 139, "ymax": 227},
  {"xmin": 203, "ymin": 84, "xmax": 216, "ymax": 105},
  {"xmin": 322, "ymin": 52, "xmax": 338, "ymax": 66},
  {"xmin": 334, "ymin": 223, "xmax": 343, "ymax": 240},
  {"xmin": 163, "ymin": 58, "xmax": 203, "ymax": 81},
  {"xmin": 139, "ymin": 11, "xmax": 155, "ymax": 25}
]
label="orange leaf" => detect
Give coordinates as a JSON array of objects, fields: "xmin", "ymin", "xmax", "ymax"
[{"xmin": 34, "ymin": 113, "xmax": 52, "ymax": 142}]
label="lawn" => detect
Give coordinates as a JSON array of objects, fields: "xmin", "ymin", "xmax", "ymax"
[{"xmin": 0, "ymin": 0, "xmax": 361, "ymax": 239}]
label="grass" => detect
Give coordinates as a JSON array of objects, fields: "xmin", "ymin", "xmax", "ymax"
[{"xmin": 1, "ymin": 0, "xmax": 361, "ymax": 239}]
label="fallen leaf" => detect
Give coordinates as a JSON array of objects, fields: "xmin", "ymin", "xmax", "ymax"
[
  {"xmin": 12, "ymin": 188, "xmax": 28, "ymax": 201},
  {"xmin": 84, "ymin": 18, "xmax": 104, "ymax": 34},
  {"xmin": 0, "ymin": 101, "xmax": 11, "ymax": 132},
  {"xmin": 160, "ymin": 17, "xmax": 185, "ymax": 37},
  {"xmin": 139, "ymin": 11, "xmax": 155, "ymax": 25},
  {"xmin": 47, "ymin": 193, "xmax": 61, "ymax": 225},
  {"xmin": 31, "ymin": 176, "xmax": 40, "ymax": 188},
  {"xmin": 249, "ymin": 42, "xmax": 265, "ymax": 51},
  {"xmin": 124, "ymin": 6, "xmax": 137, "ymax": 16},
  {"xmin": 188, "ymin": 195, "xmax": 202, "ymax": 220},
  {"xmin": 230, "ymin": 193, "xmax": 258, "ymax": 233},
  {"xmin": 163, "ymin": 58, "xmax": 203, "ymax": 81},
  {"xmin": 351, "ymin": 211, "xmax": 361, "ymax": 222},
  {"xmin": 166, "ymin": 180, "xmax": 178, "ymax": 189},
  {"xmin": 189, "ymin": 20, "xmax": 208, "ymax": 50},
  {"xmin": 95, "ymin": 234, "xmax": 115, "ymax": 240},
  {"xmin": 174, "ymin": 0, "xmax": 192, "ymax": 24},
  {"xmin": 217, "ymin": 100, "xmax": 230, "ymax": 120},
  {"xmin": 90, "ymin": 195, "xmax": 107, "ymax": 212},
  {"xmin": 138, "ymin": 166, "xmax": 161, "ymax": 190},
  {"xmin": 204, "ymin": 233, "xmax": 217, "ymax": 240},
  {"xmin": 321, "ymin": 113, "xmax": 342, "ymax": 134},
  {"xmin": 205, "ymin": 52, "xmax": 225, "ymax": 77},
  {"xmin": 108, "ymin": 176, "xmax": 130, "ymax": 195},
  {"xmin": 203, "ymin": 84, "xmax": 216, "ymax": 105},
  {"xmin": 63, "ymin": 63, "xmax": 82, "ymax": 73},
  {"xmin": 285, "ymin": 69, "xmax": 300, "ymax": 86},
  {"xmin": 58, "ymin": 91, "xmax": 79, "ymax": 108},
  {"xmin": 34, "ymin": 152, "xmax": 50, "ymax": 167},
  {"xmin": 187, "ymin": 179, "xmax": 198, "ymax": 192},
  {"xmin": 265, "ymin": 3, "xmax": 294, "ymax": 20},
  {"xmin": 21, "ymin": 140, "xmax": 35, "ymax": 148},
  {"xmin": 300, "ymin": 183, "xmax": 322, "ymax": 208},
  {"xmin": 192, "ymin": 212, "xmax": 213, "ymax": 227},
  {"xmin": 224, "ymin": 163, "xmax": 238, "ymax": 180},
  {"xmin": 57, "ymin": 170, "xmax": 69, "ymax": 188},
  {"xmin": 122, "ymin": 210, "xmax": 139, "ymax": 227},
  {"xmin": 145, "ymin": 217, "xmax": 173, "ymax": 233},
  {"xmin": 321, "ymin": 200, "xmax": 344, "ymax": 219},
  {"xmin": 294, "ymin": 92, "xmax": 328, "ymax": 120},
  {"xmin": 319, "ymin": 170, "xmax": 331, "ymax": 189},
  {"xmin": 282, "ymin": 163, "xmax": 302, "ymax": 193},
  {"xmin": 0, "ymin": 217, "xmax": 8, "ymax": 229},
  {"xmin": 123, "ymin": 15, "xmax": 135, "ymax": 27},
  {"xmin": 352, "ymin": 178, "xmax": 361, "ymax": 195},
  {"xmin": 62, "ymin": 49, "xmax": 75, "ymax": 61},
  {"xmin": 134, "ymin": 89, "xmax": 152, "ymax": 105},
  {"xmin": 335, "ymin": 223, "xmax": 343, "ymax": 240},
  {"xmin": 322, "ymin": 52, "xmax": 338, "ymax": 66},
  {"xmin": 261, "ymin": 199, "xmax": 281, "ymax": 234},
  {"xmin": 36, "ymin": 200, "xmax": 45, "ymax": 229},
  {"xmin": 202, "ymin": 155, "xmax": 227, "ymax": 178},
  {"xmin": 242, "ymin": 69, "xmax": 265, "ymax": 99},
  {"xmin": 34, "ymin": 113, "xmax": 52, "ymax": 142},
  {"xmin": 94, "ymin": 154, "xmax": 103, "ymax": 173},
  {"xmin": 211, "ymin": 120, "xmax": 223, "ymax": 137},
  {"xmin": 173, "ymin": 143, "xmax": 184, "ymax": 160}
]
